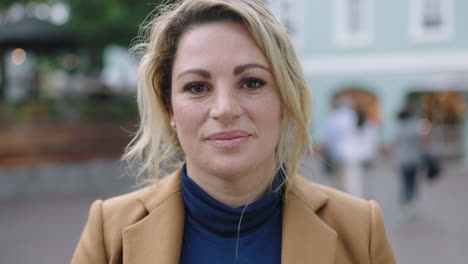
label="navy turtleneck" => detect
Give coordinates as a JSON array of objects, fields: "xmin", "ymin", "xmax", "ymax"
[{"xmin": 179, "ymin": 165, "xmax": 283, "ymax": 264}]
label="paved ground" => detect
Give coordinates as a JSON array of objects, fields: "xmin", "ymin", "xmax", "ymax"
[
  {"xmin": 302, "ymin": 156, "xmax": 468, "ymax": 264},
  {"xmin": 0, "ymin": 155, "xmax": 467, "ymax": 264}
]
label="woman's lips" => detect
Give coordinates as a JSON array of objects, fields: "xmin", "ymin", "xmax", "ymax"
[{"xmin": 206, "ymin": 131, "xmax": 250, "ymax": 148}]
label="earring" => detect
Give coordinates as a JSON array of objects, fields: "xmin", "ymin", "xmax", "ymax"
[{"xmin": 170, "ymin": 120, "xmax": 176, "ymax": 128}]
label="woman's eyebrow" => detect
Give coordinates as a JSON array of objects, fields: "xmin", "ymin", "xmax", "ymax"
[
  {"xmin": 233, "ymin": 63, "xmax": 271, "ymax": 75},
  {"xmin": 177, "ymin": 69, "xmax": 211, "ymax": 80},
  {"xmin": 176, "ymin": 64, "xmax": 270, "ymax": 80}
]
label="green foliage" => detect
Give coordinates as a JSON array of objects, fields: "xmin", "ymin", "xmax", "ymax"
[
  {"xmin": 72, "ymin": 97, "xmax": 139, "ymax": 123},
  {"xmin": 0, "ymin": 0, "xmax": 43, "ymax": 9},
  {"xmin": 1, "ymin": 0, "xmax": 173, "ymax": 68},
  {"xmin": 4, "ymin": 97, "xmax": 139, "ymax": 123},
  {"xmin": 64, "ymin": 0, "xmax": 168, "ymax": 50}
]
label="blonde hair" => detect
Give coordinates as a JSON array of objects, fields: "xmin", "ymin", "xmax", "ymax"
[{"xmin": 124, "ymin": 0, "xmax": 312, "ymax": 190}]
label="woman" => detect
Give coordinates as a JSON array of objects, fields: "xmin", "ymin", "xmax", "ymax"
[{"xmin": 72, "ymin": 0, "xmax": 396, "ymax": 263}]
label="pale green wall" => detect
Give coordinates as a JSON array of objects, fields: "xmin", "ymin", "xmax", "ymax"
[
  {"xmin": 300, "ymin": 0, "xmax": 468, "ymax": 158},
  {"xmin": 302, "ymin": 0, "xmax": 468, "ymax": 56}
]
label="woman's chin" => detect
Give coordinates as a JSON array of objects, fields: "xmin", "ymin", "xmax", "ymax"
[
  {"xmin": 207, "ymin": 163, "xmax": 251, "ymax": 180},
  {"xmin": 205, "ymin": 159, "xmax": 273, "ymax": 182},
  {"xmin": 186, "ymin": 153, "xmax": 276, "ymax": 183}
]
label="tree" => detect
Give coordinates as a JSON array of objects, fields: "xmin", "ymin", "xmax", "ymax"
[
  {"xmin": 68, "ymin": 0, "xmax": 173, "ymax": 70},
  {"xmin": 1, "ymin": 0, "xmax": 172, "ymax": 69}
]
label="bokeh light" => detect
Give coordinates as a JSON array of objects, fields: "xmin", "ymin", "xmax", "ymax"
[
  {"xmin": 34, "ymin": 3, "xmax": 50, "ymax": 21},
  {"xmin": 50, "ymin": 3, "xmax": 70, "ymax": 25},
  {"xmin": 11, "ymin": 48, "xmax": 27, "ymax": 65}
]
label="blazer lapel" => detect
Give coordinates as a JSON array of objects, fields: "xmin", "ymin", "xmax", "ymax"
[
  {"xmin": 120, "ymin": 170, "xmax": 337, "ymax": 264},
  {"xmin": 122, "ymin": 170, "xmax": 185, "ymax": 264},
  {"xmin": 282, "ymin": 176, "xmax": 337, "ymax": 264}
]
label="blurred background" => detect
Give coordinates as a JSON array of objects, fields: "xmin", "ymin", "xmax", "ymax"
[{"xmin": 0, "ymin": 0, "xmax": 466, "ymax": 263}]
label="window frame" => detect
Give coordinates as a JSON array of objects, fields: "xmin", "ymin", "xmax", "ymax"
[
  {"xmin": 409, "ymin": 0, "xmax": 454, "ymax": 43},
  {"xmin": 332, "ymin": 0, "xmax": 374, "ymax": 48},
  {"xmin": 268, "ymin": 0, "xmax": 305, "ymax": 50}
]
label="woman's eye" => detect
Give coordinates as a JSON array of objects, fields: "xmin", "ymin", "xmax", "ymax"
[
  {"xmin": 184, "ymin": 83, "xmax": 208, "ymax": 94},
  {"xmin": 242, "ymin": 78, "xmax": 266, "ymax": 89}
]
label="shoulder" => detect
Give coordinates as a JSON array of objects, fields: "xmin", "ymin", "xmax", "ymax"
[
  {"xmin": 288, "ymin": 176, "xmax": 396, "ymax": 263},
  {"xmin": 310, "ymin": 183, "xmax": 381, "ymax": 233},
  {"xmin": 99, "ymin": 186, "xmax": 150, "ymax": 226},
  {"xmin": 73, "ymin": 171, "xmax": 182, "ymax": 261},
  {"xmin": 294, "ymin": 178, "xmax": 381, "ymax": 228},
  {"xmin": 290, "ymin": 176, "xmax": 371, "ymax": 214},
  {"xmin": 312, "ymin": 182, "xmax": 371, "ymax": 214},
  {"xmin": 98, "ymin": 170, "xmax": 182, "ymax": 229},
  {"xmin": 287, "ymin": 176, "xmax": 377, "ymax": 234}
]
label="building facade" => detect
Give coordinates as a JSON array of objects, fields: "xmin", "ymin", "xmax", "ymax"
[{"xmin": 270, "ymin": 0, "xmax": 468, "ymax": 158}]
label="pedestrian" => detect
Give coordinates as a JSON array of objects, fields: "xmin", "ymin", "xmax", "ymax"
[
  {"xmin": 393, "ymin": 104, "xmax": 426, "ymax": 209},
  {"xmin": 342, "ymin": 107, "xmax": 380, "ymax": 198},
  {"xmin": 71, "ymin": 0, "xmax": 395, "ymax": 263},
  {"xmin": 320, "ymin": 95, "xmax": 357, "ymax": 190}
]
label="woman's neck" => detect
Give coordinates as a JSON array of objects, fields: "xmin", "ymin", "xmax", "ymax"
[{"xmin": 185, "ymin": 161, "xmax": 276, "ymax": 208}]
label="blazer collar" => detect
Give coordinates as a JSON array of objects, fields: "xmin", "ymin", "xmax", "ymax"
[
  {"xmin": 281, "ymin": 176, "xmax": 337, "ymax": 264},
  {"xmin": 122, "ymin": 168, "xmax": 185, "ymax": 264},
  {"xmin": 121, "ymin": 169, "xmax": 336, "ymax": 264}
]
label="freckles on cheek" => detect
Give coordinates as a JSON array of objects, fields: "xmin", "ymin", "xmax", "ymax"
[
  {"xmin": 257, "ymin": 98, "xmax": 282, "ymax": 121},
  {"xmin": 173, "ymin": 104, "xmax": 200, "ymax": 130}
]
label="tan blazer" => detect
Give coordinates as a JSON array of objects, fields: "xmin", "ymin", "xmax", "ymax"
[{"xmin": 71, "ymin": 169, "xmax": 396, "ymax": 264}]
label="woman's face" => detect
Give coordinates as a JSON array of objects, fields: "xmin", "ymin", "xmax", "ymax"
[{"xmin": 170, "ymin": 21, "xmax": 282, "ymax": 180}]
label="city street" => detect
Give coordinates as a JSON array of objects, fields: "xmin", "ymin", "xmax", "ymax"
[
  {"xmin": 1, "ymin": 1, "xmax": 467, "ymax": 264},
  {"xmin": 1, "ymin": 155, "xmax": 467, "ymax": 264}
]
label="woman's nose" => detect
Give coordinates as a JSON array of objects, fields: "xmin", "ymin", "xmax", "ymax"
[{"xmin": 209, "ymin": 87, "xmax": 242, "ymax": 123}]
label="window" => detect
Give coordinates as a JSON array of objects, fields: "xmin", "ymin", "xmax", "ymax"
[
  {"xmin": 269, "ymin": 0, "xmax": 304, "ymax": 49},
  {"xmin": 333, "ymin": 0, "xmax": 373, "ymax": 48},
  {"xmin": 410, "ymin": 0, "xmax": 454, "ymax": 43}
]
